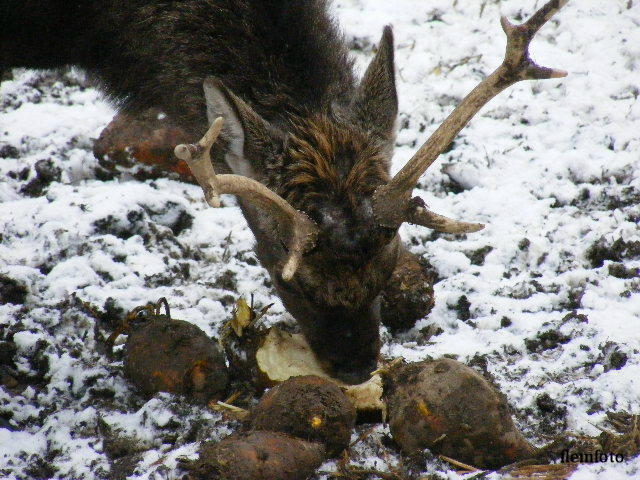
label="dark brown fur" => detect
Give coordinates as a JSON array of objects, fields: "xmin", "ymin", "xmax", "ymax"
[
  {"xmin": 2, "ymin": 0, "xmax": 428, "ymax": 383},
  {"xmin": 1, "ymin": 0, "xmax": 356, "ymax": 137},
  {"xmin": 284, "ymin": 115, "xmax": 391, "ymax": 207}
]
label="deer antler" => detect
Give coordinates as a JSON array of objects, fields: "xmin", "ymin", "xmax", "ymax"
[
  {"xmin": 175, "ymin": 117, "xmax": 318, "ymax": 281},
  {"xmin": 373, "ymin": 0, "xmax": 568, "ymax": 231}
]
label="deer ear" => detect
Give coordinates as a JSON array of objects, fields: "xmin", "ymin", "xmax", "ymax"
[
  {"xmin": 203, "ymin": 77, "xmax": 280, "ymax": 176},
  {"xmin": 350, "ymin": 26, "xmax": 398, "ymax": 140}
]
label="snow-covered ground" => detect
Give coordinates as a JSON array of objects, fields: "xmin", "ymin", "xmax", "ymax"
[{"xmin": 1, "ymin": 0, "xmax": 638, "ymax": 478}]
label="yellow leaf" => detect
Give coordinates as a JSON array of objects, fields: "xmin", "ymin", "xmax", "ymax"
[
  {"xmin": 416, "ymin": 399, "xmax": 431, "ymax": 418},
  {"xmin": 231, "ymin": 297, "xmax": 252, "ymax": 337},
  {"xmin": 310, "ymin": 416, "xmax": 323, "ymax": 429}
]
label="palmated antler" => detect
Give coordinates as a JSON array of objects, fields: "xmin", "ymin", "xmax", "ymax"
[
  {"xmin": 175, "ymin": 117, "xmax": 318, "ymax": 281},
  {"xmin": 373, "ymin": 0, "xmax": 568, "ymax": 232}
]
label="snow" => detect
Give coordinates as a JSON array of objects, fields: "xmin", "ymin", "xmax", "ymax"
[{"xmin": 1, "ymin": 0, "xmax": 639, "ymax": 478}]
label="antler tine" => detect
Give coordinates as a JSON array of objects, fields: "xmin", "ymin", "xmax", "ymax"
[
  {"xmin": 373, "ymin": 0, "xmax": 568, "ymax": 231},
  {"xmin": 175, "ymin": 116, "xmax": 225, "ymax": 207},
  {"xmin": 392, "ymin": 197, "xmax": 485, "ymax": 234},
  {"xmin": 175, "ymin": 117, "xmax": 318, "ymax": 281},
  {"xmin": 500, "ymin": 0, "xmax": 569, "ymax": 81},
  {"xmin": 409, "ymin": 205, "xmax": 484, "ymax": 234}
]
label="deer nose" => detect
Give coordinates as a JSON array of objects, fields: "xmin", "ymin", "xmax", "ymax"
[{"xmin": 322, "ymin": 225, "xmax": 377, "ymax": 261}]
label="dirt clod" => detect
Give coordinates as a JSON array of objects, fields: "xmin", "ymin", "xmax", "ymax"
[
  {"xmin": 608, "ymin": 263, "xmax": 639, "ymax": 279},
  {"xmin": 0, "ymin": 143, "xmax": 19, "ymax": 158},
  {"xmin": 587, "ymin": 237, "xmax": 640, "ymax": 268},
  {"xmin": 380, "ymin": 249, "xmax": 435, "ymax": 332},
  {"xmin": 468, "ymin": 245, "xmax": 494, "ymax": 266},
  {"xmin": 535, "ymin": 393, "xmax": 568, "ymax": 435},
  {"xmin": 0, "ymin": 275, "xmax": 28, "ymax": 305},
  {"xmin": 525, "ymin": 329, "xmax": 571, "ymax": 353},
  {"xmin": 20, "ymin": 159, "xmax": 62, "ymax": 197},
  {"xmin": 453, "ymin": 295, "xmax": 471, "ymax": 321}
]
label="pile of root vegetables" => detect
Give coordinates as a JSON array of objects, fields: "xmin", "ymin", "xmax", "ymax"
[{"xmin": 101, "ymin": 298, "xmax": 639, "ymax": 480}]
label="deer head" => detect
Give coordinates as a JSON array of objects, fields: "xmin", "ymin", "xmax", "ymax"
[{"xmin": 176, "ymin": 0, "xmax": 568, "ymax": 384}]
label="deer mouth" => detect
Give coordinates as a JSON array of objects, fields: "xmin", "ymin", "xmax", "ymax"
[{"xmin": 330, "ymin": 359, "xmax": 379, "ymax": 385}]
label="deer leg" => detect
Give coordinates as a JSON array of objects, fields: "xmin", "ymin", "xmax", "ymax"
[{"xmin": 380, "ymin": 244, "xmax": 435, "ymax": 333}]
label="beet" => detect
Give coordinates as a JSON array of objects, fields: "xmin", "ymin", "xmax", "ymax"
[
  {"xmin": 383, "ymin": 358, "xmax": 535, "ymax": 469},
  {"xmin": 185, "ymin": 431, "xmax": 325, "ymax": 480},
  {"xmin": 117, "ymin": 300, "xmax": 229, "ymax": 402},
  {"xmin": 245, "ymin": 375, "xmax": 356, "ymax": 456}
]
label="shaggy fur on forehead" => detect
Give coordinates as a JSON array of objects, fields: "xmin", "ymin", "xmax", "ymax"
[{"xmin": 282, "ymin": 115, "xmax": 391, "ymax": 210}]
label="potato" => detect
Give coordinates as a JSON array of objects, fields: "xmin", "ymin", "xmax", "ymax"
[
  {"xmin": 383, "ymin": 358, "xmax": 535, "ymax": 469},
  {"xmin": 123, "ymin": 318, "xmax": 229, "ymax": 402},
  {"xmin": 245, "ymin": 375, "xmax": 356, "ymax": 456},
  {"xmin": 184, "ymin": 431, "xmax": 325, "ymax": 480}
]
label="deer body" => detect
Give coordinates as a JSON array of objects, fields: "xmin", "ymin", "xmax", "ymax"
[
  {"xmin": 2, "ymin": 1, "xmax": 357, "ymax": 141},
  {"xmin": 2, "ymin": 0, "xmax": 568, "ymax": 384},
  {"xmin": 3, "ymin": 0, "xmax": 403, "ymax": 383}
]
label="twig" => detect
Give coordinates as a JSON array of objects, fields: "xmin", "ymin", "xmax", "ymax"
[
  {"xmin": 223, "ymin": 390, "xmax": 242, "ymax": 405},
  {"xmin": 438, "ymin": 454, "xmax": 481, "ymax": 473},
  {"xmin": 208, "ymin": 400, "xmax": 249, "ymax": 420},
  {"xmin": 326, "ymin": 466, "xmax": 406, "ymax": 480},
  {"xmin": 349, "ymin": 425, "xmax": 378, "ymax": 448},
  {"xmin": 503, "ymin": 463, "xmax": 577, "ymax": 480}
]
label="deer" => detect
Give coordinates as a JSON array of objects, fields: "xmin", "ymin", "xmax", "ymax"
[{"xmin": 1, "ymin": 0, "xmax": 569, "ymax": 384}]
